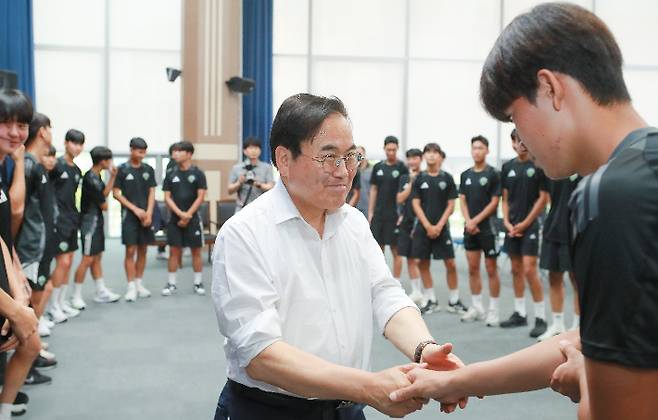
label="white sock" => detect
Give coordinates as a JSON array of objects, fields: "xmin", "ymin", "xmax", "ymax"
[
  {"xmin": 572, "ymin": 315, "xmax": 580, "ymax": 329},
  {"xmin": 168, "ymin": 272, "xmax": 177, "ymax": 285},
  {"xmin": 95, "ymin": 277, "xmax": 105, "ymax": 293},
  {"xmin": 448, "ymin": 289, "xmax": 459, "ymax": 305},
  {"xmin": 60, "ymin": 284, "xmax": 68, "ymax": 305},
  {"xmin": 51, "ymin": 287, "xmax": 61, "ymax": 308},
  {"xmin": 534, "ymin": 301, "xmax": 546, "ymax": 320},
  {"xmin": 489, "ymin": 297, "xmax": 499, "ymax": 311},
  {"xmin": 74, "ymin": 283, "xmax": 83, "ymax": 299},
  {"xmin": 127, "ymin": 281, "xmax": 136, "ymax": 290},
  {"xmin": 553, "ymin": 312, "xmax": 565, "ymax": 329},
  {"xmin": 514, "ymin": 297, "xmax": 527, "ymax": 317},
  {"xmin": 423, "ymin": 286, "xmax": 436, "ymax": 302},
  {"xmin": 471, "ymin": 294, "xmax": 484, "ymax": 312},
  {"xmin": 135, "ymin": 278, "xmax": 143, "ymax": 287},
  {"xmin": 194, "ymin": 272, "xmax": 203, "ymax": 285},
  {"xmin": 393, "ymin": 277, "xmax": 400, "ymax": 283},
  {"xmin": 0, "ymin": 403, "xmax": 12, "ymax": 419},
  {"xmin": 410, "ymin": 278, "xmax": 421, "ymax": 294}
]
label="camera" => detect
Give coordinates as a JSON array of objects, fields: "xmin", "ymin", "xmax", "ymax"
[{"xmin": 244, "ymin": 164, "xmax": 256, "ymax": 185}]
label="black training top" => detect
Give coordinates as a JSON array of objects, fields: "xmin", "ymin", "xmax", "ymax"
[
  {"xmin": 114, "ymin": 162, "xmax": 157, "ymax": 211},
  {"xmin": 81, "ymin": 170, "xmax": 106, "ymax": 217},
  {"xmin": 570, "ymin": 127, "xmax": 658, "ymax": 369},
  {"xmin": 543, "ymin": 175, "xmax": 581, "ymax": 244},
  {"xmin": 162, "ymin": 165, "xmax": 207, "ymax": 222},
  {"xmin": 16, "ymin": 153, "xmax": 47, "ymax": 264},
  {"xmin": 346, "ymin": 170, "xmax": 361, "ymax": 204},
  {"xmin": 459, "ymin": 165, "xmax": 501, "ymax": 234},
  {"xmin": 501, "ymin": 158, "xmax": 547, "ymax": 225},
  {"xmin": 411, "ymin": 170, "xmax": 458, "ymax": 227},
  {"xmin": 51, "ymin": 157, "xmax": 82, "ymax": 234},
  {"xmin": 40, "ymin": 166, "xmax": 58, "ymax": 245},
  {"xmin": 370, "ymin": 160, "xmax": 408, "ymax": 221},
  {"xmin": 397, "ymin": 173, "xmax": 416, "ymax": 230}
]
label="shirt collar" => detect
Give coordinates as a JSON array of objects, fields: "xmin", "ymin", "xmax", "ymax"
[
  {"xmin": 609, "ymin": 126, "xmax": 658, "ymax": 161},
  {"xmin": 271, "ymin": 181, "xmax": 350, "ymax": 233}
]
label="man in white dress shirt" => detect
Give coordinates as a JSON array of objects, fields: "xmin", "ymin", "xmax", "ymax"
[{"xmin": 212, "ymin": 93, "xmax": 465, "ymax": 419}]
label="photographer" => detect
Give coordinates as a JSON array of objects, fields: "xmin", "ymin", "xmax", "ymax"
[{"xmin": 227, "ymin": 137, "xmax": 274, "ymax": 211}]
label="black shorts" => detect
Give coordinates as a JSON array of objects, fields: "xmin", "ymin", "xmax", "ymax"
[
  {"xmin": 411, "ymin": 226, "xmax": 455, "ymax": 260},
  {"xmin": 539, "ymin": 239, "xmax": 572, "ymax": 272},
  {"xmin": 80, "ymin": 214, "xmax": 105, "ymax": 256},
  {"xmin": 464, "ymin": 232, "xmax": 499, "ymax": 258},
  {"xmin": 54, "ymin": 228, "xmax": 79, "ymax": 254},
  {"xmin": 167, "ymin": 218, "xmax": 204, "ymax": 248},
  {"xmin": 503, "ymin": 227, "xmax": 540, "ymax": 257},
  {"xmin": 370, "ymin": 216, "xmax": 398, "ymax": 246},
  {"xmin": 397, "ymin": 225, "xmax": 414, "ymax": 257},
  {"xmin": 121, "ymin": 211, "xmax": 155, "ymax": 246}
]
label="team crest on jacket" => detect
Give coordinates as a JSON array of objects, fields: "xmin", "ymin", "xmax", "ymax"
[
  {"xmin": 526, "ymin": 168, "xmax": 536, "ymax": 177},
  {"xmin": 439, "ymin": 181, "xmax": 447, "ymax": 190},
  {"xmin": 143, "ymin": 172, "xmax": 150, "ymax": 181},
  {"xmin": 479, "ymin": 177, "xmax": 488, "ymax": 186},
  {"xmin": 392, "ymin": 170, "xmax": 399, "ymax": 178},
  {"xmin": 188, "ymin": 175, "xmax": 196, "ymax": 183}
]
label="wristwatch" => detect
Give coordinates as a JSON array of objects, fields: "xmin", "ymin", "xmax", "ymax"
[{"xmin": 414, "ymin": 340, "xmax": 438, "ymax": 363}]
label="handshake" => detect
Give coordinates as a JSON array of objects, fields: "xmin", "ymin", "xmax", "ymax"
[{"xmin": 370, "ymin": 339, "xmax": 585, "ymax": 418}]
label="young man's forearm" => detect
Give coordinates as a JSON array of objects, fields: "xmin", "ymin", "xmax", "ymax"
[{"xmin": 472, "ymin": 197, "xmax": 499, "ymax": 225}]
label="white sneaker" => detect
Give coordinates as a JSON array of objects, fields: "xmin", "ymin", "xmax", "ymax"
[
  {"xmin": 538, "ymin": 322, "xmax": 566, "ymax": 342},
  {"xmin": 194, "ymin": 283, "xmax": 206, "ymax": 296},
  {"xmin": 38, "ymin": 318, "xmax": 51, "ymax": 337},
  {"xmin": 485, "ymin": 308, "xmax": 500, "ymax": 327},
  {"xmin": 47, "ymin": 306, "xmax": 68, "ymax": 324},
  {"xmin": 40, "ymin": 349, "xmax": 56, "ymax": 362},
  {"xmin": 461, "ymin": 307, "xmax": 486, "ymax": 322},
  {"xmin": 41, "ymin": 341, "xmax": 49, "ymax": 350},
  {"xmin": 136, "ymin": 283, "xmax": 151, "ymax": 299},
  {"xmin": 61, "ymin": 301, "xmax": 81, "ymax": 318},
  {"xmin": 44, "ymin": 318, "xmax": 55, "ymax": 329},
  {"xmin": 93, "ymin": 287, "xmax": 120, "ymax": 304},
  {"xmin": 124, "ymin": 283, "xmax": 137, "ymax": 302},
  {"xmin": 70, "ymin": 296, "xmax": 87, "ymax": 310},
  {"xmin": 161, "ymin": 283, "xmax": 177, "ymax": 296},
  {"xmin": 407, "ymin": 290, "xmax": 423, "ymax": 305}
]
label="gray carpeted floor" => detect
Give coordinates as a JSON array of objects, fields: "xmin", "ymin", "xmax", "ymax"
[{"xmin": 25, "ymin": 239, "xmax": 577, "ymax": 420}]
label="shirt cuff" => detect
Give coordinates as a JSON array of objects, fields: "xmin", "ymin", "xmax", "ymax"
[
  {"xmin": 372, "ymin": 284, "xmax": 418, "ymax": 335},
  {"xmin": 230, "ymin": 307, "xmax": 283, "ymax": 368}
]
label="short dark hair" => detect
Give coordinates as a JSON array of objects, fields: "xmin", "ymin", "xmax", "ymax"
[
  {"xmin": 0, "ymin": 89, "xmax": 33, "ymax": 124},
  {"xmin": 26, "ymin": 112, "xmax": 51, "ymax": 147},
  {"xmin": 384, "ymin": 135, "xmax": 399, "ymax": 146},
  {"xmin": 406, "ymin": 148, "xmax": 422, "ymax": 158},
  {"xmin": 510, "ymin": 128, "xmax": 518, "ymax": 141},
  {"xmin": 168, "ymin": 142, "xmax": 177, "ymax": 156},
  {"xmin": 423, "ymin": 142, "xmax": 444, "ymax": 157},
  {"xmin": 270, "ymin": 93, "xmax": 348, "ymax": 168},
  {"xmin": 480, "ymin": 3, "xmax": 630, "ymax": 122},
  {"xmin": 90, "ymin": 146, "xmax": 113, "ymax": 165},
  {"xmin": 471, "ymin": 135, "xmax": 489, "ymax": 147},
  {"xmin": 172, "ymin": 140, "xmax": 194, "ymax": 154},
  {"xmin": 129, "ymin": 137, "xmax": 148, "ymax": 150},
  {"xmin": 243, "ymin": 136, "xmax": 261, "ymax": 150},
  {"xmin": 65, "ymin": 129, "xmax": 85, "ymax": 144},
  {"xmin": 46, "ymin": 145, "xmax": 56, "ymax": 157}
]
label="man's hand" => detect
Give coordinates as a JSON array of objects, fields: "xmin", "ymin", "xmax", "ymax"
[
  {"xmin": 7, "ymin": 304, "xmax": 38, "ymax": 344},
  {"xmin": 422, "ymin": 343, "xmax": 468, "ymax": 413},
  {"xmin": 465, "ymin": 219, "xmax": 478, "ymax": 234},
  {"xmin": 10, "ymin": 144, "xmax": 25, "ymax": 161},
  {"xmin": 389, "ymin": 367, "xmax": 467, "ymax": 411},
  {"xmin": 550, "ymin": 339, "xmax": 585, "ymax": 403},
  {"xmin": 142, "ymin": 214, "xmax": 152, "ymax": 227},
  {"xmin": 513, "ymin": 222, "xmax": 528, "ymax": 236},
  {"xmin": 110, "ymin": 165, "xmax": 118, "ymax": 176},
  {"xmin": 368, "ymin": 364, "xmax": 427, "ymax": 418},
  {"xmin": 237, "ymin": 175, "xmax": 246, "ymax": 185},
  {"xmin": 177, "ymin": 218, "xmax": 189, "ymax": 228}
]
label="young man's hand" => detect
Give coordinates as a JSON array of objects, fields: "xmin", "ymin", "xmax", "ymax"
[
  {"xmin": 550, "ymin": 339, "xmax": 585, "ymax": 403},
  {"xmin": 10, "ymin": 144, "xmax": 25, "ymax": 161},
  {"xmin": 133, "ymin": 208, "xmax": 147, "ymax": 222},
  {"xmin": 7, "ymin": 304, "xmax": 38, "ymax": 344}
]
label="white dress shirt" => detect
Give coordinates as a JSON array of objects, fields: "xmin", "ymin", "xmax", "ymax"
[{"xmin": 211, "ymin": 180, "xmax": 416, "ymax": 395}]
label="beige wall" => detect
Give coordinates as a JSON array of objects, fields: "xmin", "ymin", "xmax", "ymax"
[{"xmin": 182, "ymin": 0, "xmax": 242, "ymax": 227}]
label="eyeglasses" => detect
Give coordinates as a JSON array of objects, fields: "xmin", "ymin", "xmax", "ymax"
[{"xmin": 303, "ymin": 151, "xmax": 365, "ymax": 172}]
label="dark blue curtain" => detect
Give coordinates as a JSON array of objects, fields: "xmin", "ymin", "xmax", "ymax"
[
  {"xmin": 0, "ymin": 0, "xmax": 35, "ymax": 102},
  {"xmin": 242, "ymin": 0, "xmax": 273, "ymax": 163}
]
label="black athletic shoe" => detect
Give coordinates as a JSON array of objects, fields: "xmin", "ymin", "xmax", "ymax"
[
  {"xmin": 446, "ymin": 300, "xmax": 468, "ymax": 315},
  {"xmin": 24, "ymin": 368, "xmax": 52, "ymax": 386},
  {"xmin": 12, "ymin": 391, "xmax": 28, "ymax": 416},
  {"xmin": 529, "ymin": 318, "xmax": 548, "ymax": 338},
  {"xmin": 420, "ymin": 300, "xmax": 439, "ymax": 315},
  {"xmin": 500, "ymin": 311, "xmax": 528, "ymax": 328},
  {"xmin": 33, "ymin": 354, "xmax": 57, "ymax": 370}
]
